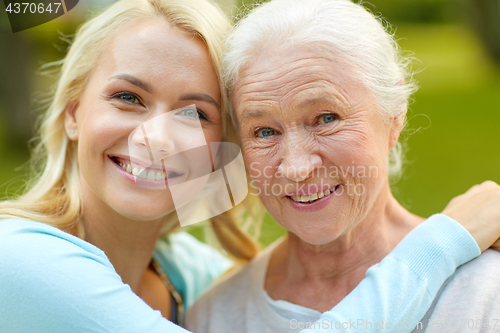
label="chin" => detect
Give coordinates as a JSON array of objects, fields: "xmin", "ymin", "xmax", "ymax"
[
  {"xmin": 113, "ymin": 201, "xmax": 176, "ymax": 222},
  {"xmin": 287, "ymin": 219, "xmax": 344, "ymax": 246},
  {"xmin": 275, "ymin": 206, "xmax": 345, "ymax": 243},
  {"xmin": 292, "ymin": 231, "xmax": 340, "ymax": 246}
]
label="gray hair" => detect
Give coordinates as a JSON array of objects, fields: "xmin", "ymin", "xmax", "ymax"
[{"xmin": 223, "ymin": 0, "xmax": 417, "ymax": 177}]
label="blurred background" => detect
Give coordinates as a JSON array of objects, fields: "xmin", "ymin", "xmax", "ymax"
[{"xmin": 0, "ymin": 0, "xmax": 499, "ymax": 246}]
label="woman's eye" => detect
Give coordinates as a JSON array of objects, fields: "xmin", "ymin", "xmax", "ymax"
[
  {"xmin": 255, "ymin": 128, "xmax": 276, "ymax": 138},
  {"xmin": 317, "ymin": 114, "xmax": 337, "ymax": 125},
  {"xmin": 177, "ymin": 108, "xmax": 209, "ymax": 121},
  {"xmin": 179, "ymin": 108, "xmax": 199, "ymax": 118},
  {"xmin": 114, "ymin": 93, "xmax": 141, "ymax": 105}
]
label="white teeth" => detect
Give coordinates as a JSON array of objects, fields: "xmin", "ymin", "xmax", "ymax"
[
  {"xmin": 117, "ymin": 160, "xmax": 168, "ymax": 182},
  {"xmin": 291, "ymin": 186, "xmax": 336, "ymax": 203},
  {"xmin": 137, "ymin": 168, "xmax": 147, "ymax": 179},
  {"xmin": 147, "ymin": 170, "xmax": 156, "ymax": 180}
]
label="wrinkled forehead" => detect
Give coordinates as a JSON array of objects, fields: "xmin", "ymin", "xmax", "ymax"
[{"xmin": 232, "ymin": 44, "xmax": 367, "ymax": 117}]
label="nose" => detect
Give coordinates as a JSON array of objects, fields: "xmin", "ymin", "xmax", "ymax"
[
  {"xmin": 277, "ymin": 132, "xmax": 322, "ymax": 182},
  {"xmin": 131, "ymin": 118, "xmax": 175, "ymax": 163}
]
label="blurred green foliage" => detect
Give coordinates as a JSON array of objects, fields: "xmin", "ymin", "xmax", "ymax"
[
  {"xmin": 237, "ymin": 0, "xmax": 464, "ymax": 23},
  {"xmin": 365, "ymin": 0, "xmax": 464, "ymax": 24}
]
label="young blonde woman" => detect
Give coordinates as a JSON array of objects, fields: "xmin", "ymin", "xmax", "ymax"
[
  {"xmin": 0, "ymin": 0, "xmax": 258, "ymax": 331},
  {"xmin": 0, "ymin": 0, "xmax": 499, "ymax": 332}
]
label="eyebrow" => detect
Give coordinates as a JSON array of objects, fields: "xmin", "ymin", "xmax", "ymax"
[
  {"xmin": 111, "ymin": 74, "xmax": 153, "ymax": 94},
  {"xmin": 298, "ymin": 95, "xmax": 347, "ymax": 108},
  {"xmin": 180, "ymin": 93, "xmax": 220, "ymax": 109},
  {"xmin": 111, "ymin": 74, "xmax": 219, "ymax": 108},
  {"xmin": 240, "ymin": 109, "xmax": 266, "ymax": 125}
]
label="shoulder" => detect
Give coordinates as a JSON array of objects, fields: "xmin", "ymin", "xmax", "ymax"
[
  {"xmin": 0, "ymin": 218, "xmax": 114, "ymax": 283},
  {"xmin": 0, "ymin": 217, "xmax": 114, "ymax": 291},
  {"xmin": 0, "ymin": 218, "xmax": 111, "ymax": 267},
  {"xmin": 185, "ymin": 247, "xmax": 268, "ymax": 332},
  {"xmin": 448, "ymin": 249, "xmax": 500, "ymax": 288},
  {"xmin": 429, "ymin": 250, "xmax": 500, "ymax": 322},
  {"xmin": 0, "ymin": 219, "xmax": 138, "ymax": 332},
  {"xmin": 0, "ymin": 219, "xmax": 188, "ymax": 333},
  {"xmin": 194, "ymin": 253, "xmax": 256, "ymax": 305},
  {"xmin": 153, "ymin": 231, "xmax": 233, "ymax": 310}
]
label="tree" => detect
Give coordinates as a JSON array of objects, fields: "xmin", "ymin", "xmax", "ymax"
[{"xmin": 467, "ymin": 0, "xmax": 500, "ymax": 64}]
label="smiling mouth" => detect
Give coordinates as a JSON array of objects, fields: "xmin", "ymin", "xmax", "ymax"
[
  {"xmin": 288, "ymin": 184, "xmax": 341, "ymax": 203},
  {"xmin": 110, "ymin": 156, "xmax": 182, "ymax": 181}
]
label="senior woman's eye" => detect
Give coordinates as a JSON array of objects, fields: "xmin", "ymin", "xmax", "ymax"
[
  {"xmin": 317, "ymin": 114, "xmax": 338, "ymax": 125},
  {"xmin": 255, "ymin": 128, "xmax": 276, "ymax": 138},
  {"xmin": 113, "ymin": 92, "xmax": 141, "ymax": 105}
]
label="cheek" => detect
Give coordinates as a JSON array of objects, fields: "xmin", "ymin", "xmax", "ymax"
[
  {"xmin": 77, "ymin": 108, "xmax": 135, "ymax": 173},
  {"xmin": 325, "ymin": 126, "xmax": 386, "ymax": 165},
  {"xmin": 202, "ymin": 123, "xmax": 223, "ymax": 143},
  {"xmin": 317, "ymin": 134, "xmax": 388, "ymax": 196},
  {"xmin": 243, "ymin": 142, "xmax": 279, "ymax": 182},
  {"xmin": 79, "ymin": 118, "xmax": 108, "ymax": 161},
  {"xmin": 244, "ymin": 150, "xmax": 264, "ymax": 182}
]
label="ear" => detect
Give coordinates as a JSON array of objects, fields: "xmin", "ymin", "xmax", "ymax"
[
  {"xmin": 388, "ymin": 79, "xmax": 407, "ymax": 150},
  {"xmin": 64, "ymin": 101, "xmax": 79, "ymax": 141},
  {"xmin": 388, "ymin": 112, "xmax": 405, "ymax": 150}
]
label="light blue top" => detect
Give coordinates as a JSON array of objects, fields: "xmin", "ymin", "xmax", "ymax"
[
  {"xmin": 0, "ymin": 214, "xmax": 480, "ymax": 333},
  {"xmin": 0, "ymin": 219, "xmax": 230, "ymax": 333},
  {"xmin": 300, "ymin": 214, "xmax": 480, "ymax": 332}
]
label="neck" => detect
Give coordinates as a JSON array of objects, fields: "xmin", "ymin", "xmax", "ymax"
[
  {"xmin": 265, "ymin": 185, "xmax": 424, "ymax": 311},
  {"xmin": 80, "ymin": 186, "xmax": 168, "ymax": 293}
]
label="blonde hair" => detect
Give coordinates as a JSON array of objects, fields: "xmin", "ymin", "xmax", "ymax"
[{"xmin": 0, "ymin": 0, "xmax": 259, "ymax": 262}]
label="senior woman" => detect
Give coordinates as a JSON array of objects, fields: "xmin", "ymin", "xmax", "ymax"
[{"xmin": 186, "ymin": 0, "xmax": 500, "ymax": 332}]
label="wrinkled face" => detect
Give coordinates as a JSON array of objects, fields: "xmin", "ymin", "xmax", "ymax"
[
  {"xmin": 67, "ymin": 18, "xmax": 222, "ymax": 221},
  {"xmin": 233, "ymin": 47, "xmax": 401, "ymax": 245}
]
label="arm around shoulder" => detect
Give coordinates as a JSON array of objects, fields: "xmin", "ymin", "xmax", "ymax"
[{"xmin": 300, "ymin": 214, "xmax": 480, "ymax": 333}]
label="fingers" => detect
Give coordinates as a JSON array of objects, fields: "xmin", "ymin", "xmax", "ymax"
[
  {"xmin": 442, "ymin": 181, "xmax": 500, "ymax": 252},
  {"xmin": 467, "ymin": 180, "xmax": 498, "ymax": 194}
]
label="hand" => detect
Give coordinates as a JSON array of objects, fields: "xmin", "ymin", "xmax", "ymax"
[{"xmin": 442, "ymin": 181, "xmax": 500, "ymax": 252}]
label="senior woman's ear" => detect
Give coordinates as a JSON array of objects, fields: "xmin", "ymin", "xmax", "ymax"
[
  {"xmin": 388, "ymin": 79, "xmax": 407, "ymax": 150},
  {"xmin": 64, "ymin": 101, "xmax": 79, "ymax": 141},
  {"xmin": 388, "ymin": 113, "xmax": 405, "ymax": 150}
]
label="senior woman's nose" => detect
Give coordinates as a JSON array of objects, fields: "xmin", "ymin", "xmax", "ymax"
[{"xmin": 277, "ymin": 132, "xmax": 322, "ymax": 182}]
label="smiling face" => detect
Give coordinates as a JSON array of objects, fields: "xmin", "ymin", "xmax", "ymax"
[
  {"xmin": 234, "ymin": 46, "xmax": 403, "ymax": 245},
  {"xmin": 65, "ymin": 18, "xmax": 222, "ymax": 222}
]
